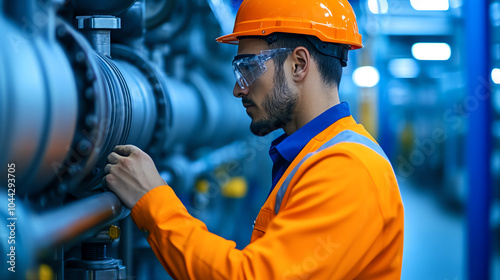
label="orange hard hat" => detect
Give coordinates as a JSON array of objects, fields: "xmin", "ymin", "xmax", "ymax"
[{"xmin": 216, "ymin": 0, "xmax": 363, "ymax": 50}]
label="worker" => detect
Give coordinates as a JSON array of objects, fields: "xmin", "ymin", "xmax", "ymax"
[{"xmin": 104, "ymin": 0, "xmax": 404, "ymax": 279}]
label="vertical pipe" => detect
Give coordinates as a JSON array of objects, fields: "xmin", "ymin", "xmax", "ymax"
[
  {"xmin": 119, "ymin": 216, "xmax": 134, "ymax": 275},
  {"xmin": 465, "ymin": 0, "xmax": 492, "ymax": 279}
]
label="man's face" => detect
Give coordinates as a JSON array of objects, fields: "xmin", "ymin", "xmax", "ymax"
[{"xmin": 233, "ymin": 39, "xmax": 298, "ymax": 136}]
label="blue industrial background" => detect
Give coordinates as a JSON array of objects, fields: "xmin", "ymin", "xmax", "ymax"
[{"xmin": 0, "ymin": 0, "xmax": 498, "ymax": 279}]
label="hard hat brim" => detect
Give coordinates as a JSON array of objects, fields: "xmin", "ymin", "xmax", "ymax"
[{"xmin": 216, "ymin": 28, "xmax": 363, "ymax": 50}]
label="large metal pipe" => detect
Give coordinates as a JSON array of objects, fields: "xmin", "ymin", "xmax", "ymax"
[
  {"xmin": 0, "ymin": 5, "xmax": 78, "ymax": 195},
  {"xmin": 0, "ymin": 16, "xmax": 247, "ymax": 197},
  {"xmin": 0, "ymin": 21, "xmax": 165, "ymax": 197}
]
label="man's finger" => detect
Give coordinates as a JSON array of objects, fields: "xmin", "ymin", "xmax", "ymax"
[
  {"xmin": 113, "ymin": 145, "xmax": 140, "ymax": 156},
  {"xmin": 107, "ymin": 152, "xmax": 122, "ymax": 164},
  {"xmin": 104, "ymin": 163, "xmax": 113, "ymax": 174}
]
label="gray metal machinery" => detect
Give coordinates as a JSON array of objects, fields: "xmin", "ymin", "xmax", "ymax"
[{"xmin": 0, "ymin": 0, "xmax": 257, "ymax": 279}]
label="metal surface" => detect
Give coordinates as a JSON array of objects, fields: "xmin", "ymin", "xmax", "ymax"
[
  {"xmin": 145, "ymin": 0, "xmax": 175, "ymax": 29},
  {"xmin": 110, "ymin": 44, "xmax": 169, "ymax": 156},
  {"xmin": 77, "ymin": 16, "xmax": 121, "ymax": 57},
  {"xmin": 0, "ymin": 192, "xmax": 127, "ymax": 280},
  {"xmin": 0, "ymin": 0, "xmax": 256, "ymax": 278},
  {"xmin": 113, "ymin": 59, "xmax": 158, "ymax": 147},
  {"xmin": 65, "ymin": 258, "xmax": 127, "ymax": 280},
  {"xmin": 0, "ymin": 2, "xmax": 78, "ymax": 195},
  {"xmin": 71, "ymin": 0, "xmax": 137, "ymax": 15},
  {"xmin": 33, "ymin": 192, "xmax": 128, "ymax": 249},
  {"xmin": 145, "ymin": 0, "xmax": 192, "ymax": 44},
  {"xmin": 89, "ymin": 30, "xmax": 113, "ymax": 57},
  {"xmin": 465, "ymin": 0, "xmax": 492, "ymax": 279},
  {"xmin": 114, "ymin": 1, "xmax": 145, "ymax": 43},
  {"xmin": 77, "ymin": 16, "xmax": 122, "ymax": 30}
]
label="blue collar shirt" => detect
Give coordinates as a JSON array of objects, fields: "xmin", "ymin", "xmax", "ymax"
[{"xmin": 268, "ymin": 101, "xmax": 352, "ymax": 197}]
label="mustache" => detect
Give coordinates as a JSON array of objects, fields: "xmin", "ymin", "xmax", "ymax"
[{"xmin": 242, "ymin": 97, "xmax": 256, "ymax": 106}]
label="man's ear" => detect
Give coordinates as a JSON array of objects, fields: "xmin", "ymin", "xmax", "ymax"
[{"xmin": 290, "ymin": 47, "xmax": 310, "ymax": 83}]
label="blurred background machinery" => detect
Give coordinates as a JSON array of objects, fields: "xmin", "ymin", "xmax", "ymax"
[
  {"xmin": 0, "ymin": 0, "xmax": 271, "ymax": 279},
  {"xmin": 0, "ymin": 0, "xmax": 499, "ymax": 280}
]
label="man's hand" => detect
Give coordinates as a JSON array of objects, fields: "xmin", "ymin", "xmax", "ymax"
[{"xmin": 104, "ymin": 145, "xmax": 166, "ymax": 209}]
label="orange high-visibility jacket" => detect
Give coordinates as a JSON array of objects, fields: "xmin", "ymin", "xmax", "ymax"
[{"xmin": 131, "ymin": 115, "xmax": 404, "ymax": 279}]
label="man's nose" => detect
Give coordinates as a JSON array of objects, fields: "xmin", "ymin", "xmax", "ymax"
[{"xmin": 233, "ymin": 82, "xmax": 250, "ymax": 98}]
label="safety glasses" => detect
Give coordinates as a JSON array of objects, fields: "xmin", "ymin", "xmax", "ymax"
[{"xmin": 232, "ymin": 48, "xmax": 293, "ymax": 89}]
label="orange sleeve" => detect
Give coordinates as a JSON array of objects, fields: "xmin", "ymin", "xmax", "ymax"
[{"xmin": 131, "ymin": 151, "xmax": 392, "ymax": 279}]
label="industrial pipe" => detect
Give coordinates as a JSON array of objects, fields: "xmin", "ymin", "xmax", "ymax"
[
  {"xmin": 32, "ymin": 192, "xmax": 128, "ymax": 249},
  {"xmin": 0, "ymin": 191, "xmax": 127, "ymax": 279}
]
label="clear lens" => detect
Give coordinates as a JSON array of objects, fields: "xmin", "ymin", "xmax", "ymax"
[
  {"xmin": 232, "ymin": 64, "xmax": 247, "ymax": 88},
  {"xmin": 234, "ymin": 59, "xmax": 267, "ymax": 88},
  {"xmin": 232, "ymin": 48, "xmax": 293, "ymax": 89}
]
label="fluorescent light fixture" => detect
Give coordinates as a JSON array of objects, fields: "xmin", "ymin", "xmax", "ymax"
[
  {"xmin": 410, "ymin": 0, "xmax": 449, "ymax": 11},
  {"xmin": 368, "ymin": 0, "xmax": 388, "ymax": 14},
  {"xmin": 353, "ymin": 66, "xmax": 380, "ymax": 88},
  {"xmin": 492, "ymin": 68, "xmax": 500, "ymax": 84},
  {"xmin": 411, "ymin": 43, "xmax": 451, "ymax": 61},
  {"xmin": 389, "ymin": 58, "xmax": 420, "ymax": 78}
]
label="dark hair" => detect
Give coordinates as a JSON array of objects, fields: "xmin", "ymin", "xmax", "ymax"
[{"xmin": 268, "ymin": 33, "xmax": 344, "ymax": 88}]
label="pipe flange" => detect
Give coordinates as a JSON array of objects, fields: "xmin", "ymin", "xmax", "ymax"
[
  {"xmin": 46, "ymin": 19, "xmax": 106, "ymax": 198},
  {"xmin": 75, "ymin": 52, "xmax": 133, "ymax": 194},
  {"xmin": 111, "ymin": 44, "xmax": 170, "ymax": 159}
]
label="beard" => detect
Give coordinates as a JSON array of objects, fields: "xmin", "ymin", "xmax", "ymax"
[{"xmin": 248, "ymin": 66, "xmax": 298, "ymax": 136}]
